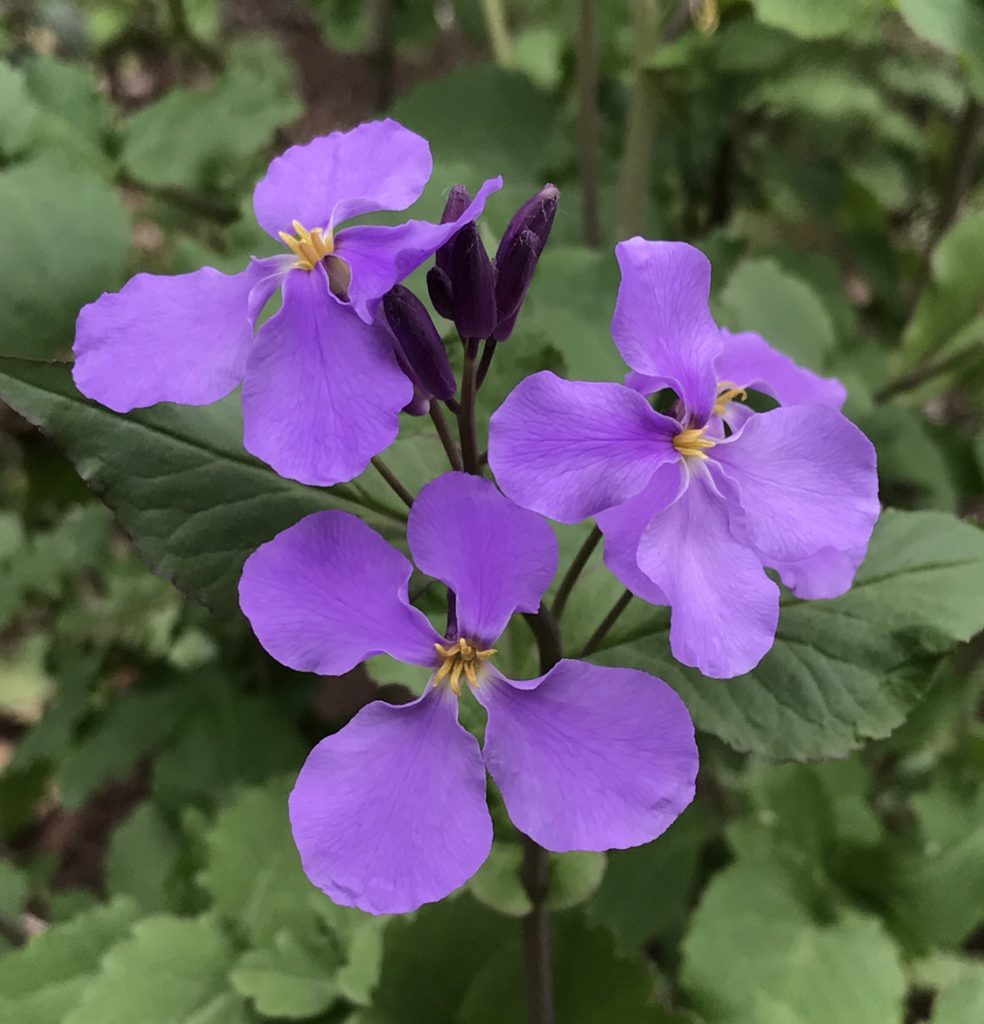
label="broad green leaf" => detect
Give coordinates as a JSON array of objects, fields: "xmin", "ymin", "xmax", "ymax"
[
  {"xmin": 230, "ymin": 930, "xmax": 339, "ymax": 1019},
  {"xmin": 0, "ymin": 898, "xmax": 140, "ymax": 1024},
  {"xmin": 897, "ymin": 0, "xmax": 984, "ymax": 97},
  {"xmin": 592, "ymin": 510, "xmax": 984, "ymax": 758},
  {"xmin": 106, "ymin": 803, "xmax": 181, "ymax": 912},
  {"xmin": 0, "ymin": 861, "xmax": 28, "ymax": 919},
  {"xmin": 931, "ymin": 970, "xmax": 984, "ymax": 1024},
  {"xmin": 0, "ymin": 162, "xmax": 128, "ymax": 359},
  {"xmin": 0, "ymin": 62, "xmax": 38, "ymax": 156},
  {"xmin": 681, "ymin": 861, "xmax": 906, "ymax": 1024},
  {"xmin": 749, "ymin": 0, "xmax": 878, "ymax": 39},
  {"xmin": 0, "ymin": 359, "xmax": 408, "ymax": 614},
  {"xmin": 64, "ymin": 915, "xmax": 253, "ymax": 1024}
]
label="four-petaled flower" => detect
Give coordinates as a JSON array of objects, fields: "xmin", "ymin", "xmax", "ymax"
[
  {"xmin": 73, "ymin": 119, "xmax": 501, "ymax": 486},
  {"xmin": 489, "ymin": 238, "xmax": 880, "ymax": 678},
  {"xmin": 239, "ymin": 472, "xmax": 698, "ymax": 914}
]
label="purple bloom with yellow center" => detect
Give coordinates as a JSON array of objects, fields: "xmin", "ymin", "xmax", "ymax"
[
  {"xmin": 488, "ymin": 238, "xmax": 880, "ymax": 679},
  {"xmin": 239, "ymin": 472, "xmax": 697, "ymax": 914},
  {"xmin": 73, "ymin": 119, "xmax": 501, "ymax": 486}
]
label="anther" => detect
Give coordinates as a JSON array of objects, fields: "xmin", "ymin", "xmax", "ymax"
[
  {"xmin": 278, "ymin": 221, "xmax": 335, "ymax": 271},
  {"xmin": 673, "ymin": 427, "xmax": 717, "ymax": 460}
]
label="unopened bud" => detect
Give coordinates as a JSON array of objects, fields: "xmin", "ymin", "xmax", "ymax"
[
  {"xmin": 426, "ymin": 266, "xmax": 454, "ymax": 320},
  {"xmin": 435, "ymin": 185, "xmax": 472, "ymax": 275},
  {"xmin": 492, "ymin": 228, "xmax": 540, "ymax": 341},
  {"xmin": 448, "ymin": 223, "xmax": 496, "ymax": 339},
  {"xmin": 496, "ymin": 184, "xmax": 559, "ymax": 264},
  {"xmin": 383, "ymin": 285, "xmax": 456, "ymax": 402}
]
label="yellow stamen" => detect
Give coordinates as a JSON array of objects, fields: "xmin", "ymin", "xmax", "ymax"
[
  {"xmin": 433, "ymin": 638, "xmax": 496, "ymax": 695},
  {"xmin": 278, "ymin": 219, "xmax": 334, "ymax": 271},
  {"xmin": 673, "ymin": 427, "xmax": 716, "ymax": 460},
  {"xmin": 713, "ymin": 381, "xmax": 748, "ymax": 417}
]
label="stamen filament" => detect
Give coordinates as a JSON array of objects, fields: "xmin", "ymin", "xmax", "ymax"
[
  {"xmin": 278, "ymin": 220, "xmax": 335, "ymax": 271},
  {"xmin": 713, "ymin": 381, "xmax": 748, "ymax": 417},
  {"xmin": 433, "ymin": 638, "xmax": 496, "ymax": 695},
  {"xmin": 673, "ymin": 427, "xmax": 716, "ymax": 460}
]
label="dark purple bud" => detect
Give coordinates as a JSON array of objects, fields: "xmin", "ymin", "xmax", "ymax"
[
  {"xmin": 495, "ymin": 184, "xmax": 559, "ymax": 265},
  {"xmin": 383, "ymin": 285, "xmax": 457, "ymax": 402},
  {"xmin": 426, "ymin": 266, "xmax": 454, "ymax": 320},
  {"xmin": 492, "ymin": 228, "xmax": 541, "ymax": 341},
  {"xmin": 435, "ymin": 184, "xmax": 472, "ymax": 275},
  {"xmin": 448, "ymin": 223, "xmax": 497, "ymax": 339}
]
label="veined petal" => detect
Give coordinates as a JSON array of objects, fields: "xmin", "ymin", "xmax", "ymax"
[
  {"xmin": 252, "ymin": 120, "xmax": 432, "ymax": 239},
  {"xmin": 488, "ymin": 371, "xmax": 680, "ymax": 524},
  {"xmin": 239, "ymin": 510, "xmax": 441, "ymax": 675},
  {"xmin": 290, "ymin": 687, "xmax": 492, "ymax": 915},
  {"xmin": 769, "ymin": 543, "xmax": 869, "ymax": 600},
  {"xmin": 242, "ymin": 265, "xmax": 412, "ymax": 486},
  {"xmin": 407, "ymin": 473, "xmax": 557, "ymax": 645},
  {"xmin": 715, "ymin": 329, "xmax": 847, "ymax": 409},
  {"xmin": 73, "ymin": 259, "xmax": 275, "ymax": 413},
  {"xmin": 712, "ymin": 405, "xmax": 879, "ymax": 565},
  {"xmin": 335, "ymin": 177, "xmax": 502, "ymax": 323},
  {"xmin": 475, "ymin": 663, "xmax": 697, "ymax": 852},
  {"xmin": 637, "ymin": 468, "xmax": 779, "ymax": 678},
  {"xmin": 612, "ymin": 239, "xmax": 722, "ymax": 424}
]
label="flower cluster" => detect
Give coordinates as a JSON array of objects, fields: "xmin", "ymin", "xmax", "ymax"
[{"xmin": 73, "ymin": 120, "xmax": 878, "ymax": 914}]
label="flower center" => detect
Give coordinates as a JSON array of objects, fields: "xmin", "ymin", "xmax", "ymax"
[
  {"xmin": 673, "ymin": 427, "xmax": 716, "ymax": 460},
  {"xmin": 433, "ymin": 637, "xmax": 496, "ymax": 695},
  {"xmin": 279, "ymin": 220, "xmax": 334, "ymax": 271},
  {"xmin": 713, "ymin": 381, "xmax": 748, "ymax": 417}
]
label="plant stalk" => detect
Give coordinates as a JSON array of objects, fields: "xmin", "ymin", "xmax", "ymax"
[
  {"xmin": 577, "ymin": 0, "xmax": 602, "ymax": 247},
  {"xmin": 370, "ymin": 456, "xmax": 414, "ymax": 508},
  {"xmin": 578, "ymin": 588, "xmax": 634, "ymax": 657},
  {"xmin": 457, "ymin": 339, "xmax": 481, "ymax": 474},
  {"xmin": 429, "ymin": 402, "xmax": 463, "ymax": 471},
  {"xmin": 551, "ymin": 525, "xmax": 603, "ymax": 621}
]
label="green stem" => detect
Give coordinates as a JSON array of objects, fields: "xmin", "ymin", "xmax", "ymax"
[
  {"xmin": 479, "ymin": 0, "xmax": 513, "ymax": 67},
  {"xmin": 429, "ymin": 402, "xmax": 463, "ymax": 471},
  {"xmin": 370, "ymin": 456, "xmax": 414, "ymax": 508},
  {"xmin": 457, "ymin": 339, "xmax": 481, "ymax": 475},
  {"xmin": 578, "ymin": 589, "xmax": 634, "ymax": 658},
  {"xmin": 551, "ymin": 526, "xmax": 602, "ymax": 621},
  {"xmin": 875, "ymin": 343, "xmax": 984, "ymax": 403}
]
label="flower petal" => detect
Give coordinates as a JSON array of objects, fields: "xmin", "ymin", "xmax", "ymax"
[
  {"xmin": 252, "ymin": 119, "xmax": 432, "ymax": 239},
  {"xmin": 407, "ymin": 473, "xmax": 558, "ymax": 645},
  {"xmin": 241, "ymin": 265, "xmax": 412, "ymax": 486},
  {"xmin": 73, "ymin": 258, "xmax": 276, "ymax": 413},
  {"xmin": 488, "ymin": 371, "xmax": 680, "ymax": 524},
  {"xmin": 596, "ymin": 462, "xmax": 687, "ymax": 606},
  {"xmin": 290, "ymin": 687, "xmax": 492, "ymax": 914},
  {"xmin": 335, "ymin": 177, "xmax": 502, "ymax": 323},
  {"xmin": 612, "ymin": 239, "xmax": 722, "ymax": 424},
  {"xmin": 637, "ymin": 469, "xmax": 779, "ymax": 678},
  {"xmin": 769, "ymin": 543, "xmax": 868, "ymax": 600},
  {"xmin": 239, "ymin": 510, "xmax": 441, "ymax": 675},
  {"xmin": 475, "ymin": 662, "xmax": 697, "ymax": 852},
  {"xmin": 715, "ymin": 329, "xmax": 847, "ymax": 408},
  {"xmin": 712, "ymin": 405, "xmax": 879, "ymax": 565}
]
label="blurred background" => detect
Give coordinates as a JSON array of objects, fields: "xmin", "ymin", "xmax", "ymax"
[{"xmin": 1, "ymin": 1, "xmax": 983, "ymax": 1022}]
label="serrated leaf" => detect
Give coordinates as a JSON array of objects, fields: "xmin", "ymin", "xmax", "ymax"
[
  {"xmin": 64, "ymin": 915, "xmax": 253, "ymax": 1024},
  {"xmin": 591, "ymin": 510, "xmax": 984, "ymax": 759},
  {"xmin": 0, "ymin": 359, "xmax": 409, "ymax": 614},
  {"xmin": 106, "ymin": 803, "xmax": 181, "ymax": 912},
  {"xmin": 681, "ymin": 861, "xmax": 906, "ymax": 1024}
]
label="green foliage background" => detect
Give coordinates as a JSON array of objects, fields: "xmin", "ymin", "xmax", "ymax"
[{"xmin": 1, "ymin": 0, "xmax": 984, "ymax": 1021}]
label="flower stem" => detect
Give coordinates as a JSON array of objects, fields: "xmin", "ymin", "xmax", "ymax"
[
  {"xmin": 577, "ymin": 0, "xmax": 602, "ymax": 247},
  {"xmin": 551, "ymin": 525, "xmax": 603, "ymax": 621},
  {"xmin": 475, "ymin": 338, "xmax": 498, "ymax": 390},
  {"xmin": 457, "ymin": 339, "xmax": 481, "ymax": 474},
  {"xmin": 521, "ymin": 836, "xmax": 555, "ymax": 1024},
  {"xmin": 370, "ymin": 456, "xmax": 414, "ymax": 508},
  {"xmin": 479, "ymin": 0, "xmax": 513, "ymax": 67},
  {"xmin": 578, "ymin": 588, "xmax": 634, "ymax": 657},
  {"xmin": 429, "ymin": 402, "xmax": 463, "ymax": 471}
]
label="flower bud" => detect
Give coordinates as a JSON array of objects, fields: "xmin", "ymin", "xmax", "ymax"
[
  {"xmin": 495, "ymin": 184, "xmax": 559, "ymax": 266},
  {"xmin": 448, "ymin": 223, "xmax": 497, "ymax": 339},
  {"xmin": 435, "ymin": 184, "xmax": 472, "ymax": 275},
  {"xmin": 492, "ymin": 228, "xmax": 540, "ymax": 341},
  {"xmin": 383, "ymin": 285, "xmax": 456, "ymax": 402},
  {"xmin": 426, "ymin": 266, "xmax": 454, "ymax": 321}
]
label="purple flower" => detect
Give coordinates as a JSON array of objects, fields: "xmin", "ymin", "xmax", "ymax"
[
  {"xmin": 239, "ymin": 472, "xmax": 697, "ymax": 914},
  {"xmin": 73, "ymin": 120, "xmax": 502, "ymax": 486},
  {"xmin": 488, "ymin": 238, "xmax": 879, "ymax": 679}
]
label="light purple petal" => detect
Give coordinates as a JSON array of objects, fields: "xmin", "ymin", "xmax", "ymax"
[
  {"xmin": 488, "ymin": 371, "xmax": 680, "ymax": 524},
  {"xmin": 637, "ymin": 468, "xmax": 779, "ymax": 678},
  {"xmin": 252, "ymin": 120, "xmax": 432, "ymax": 239},
  {"xmin": 335, "ymin": 177, "xmax": 503, "ymax": 323},
  {"xmin": 290, "ymin": 686, "xmax": 492, "ymax": 915},
  {"xmin": 73, "ymin": 258, "xmax": 276, "ymax": 413},
  {"xmin": 712, "ymin": 405, "xmax": 879, "ymax": 566},
  {"xmin": 769, "ymin": 543, "xmax": 869, "ymax": 600},
  {"xmin": 715, "ymin": 329, "xmax": 847, "ymax": 408},
  {"xmin": 612, "ymin": 239, "xmax": 722, "ymax": 424},
  {"xmin": 407, "ymin": 473, "xmax": 558, "ymax": 645},
  {"xmin": 596, "ymin": 462, "xmax": 687, "ymax": 606},
  {"xmin": 239, "ymin": 510, "xmax": 441, "ymax": 675},
  {"xmin": 475, "ymin": 662, "xmax": 697, "ymax": 852},
  {"xmin": 241, "ymin": 265, "xmax": 412, "ymax": 486}
]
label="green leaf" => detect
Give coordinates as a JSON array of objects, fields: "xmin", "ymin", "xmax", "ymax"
[
  {"xmin": 105, "ymin": 803, "xmax": 181, "ymax": 912},
  {"xmin": 64, "ymin": 915, "xmax": 253, "ymax": 1024},
  {"xmin": 749, "ymin": 0, "xmax": 878, "ymax": 39},
  {"xmin": 717, "ymin": 258, "xmax": 836, "ymax": 371},
  {"xmin": 0, "ymin": 62, "xmax": 38, "ymax": 156},
  {"xmin": 593, "ymin": 510, "xmax": 984, "ymax": 758},
  {"xmin": 0, "ymin": 898, "xmax": 140, "ymax": 1024},
  {"xmin": 0, "ymin": 861, "xmax": 28, "ymax": 919},
  {"xmin": 230, "ymin": 930, "xmax": 339, "ymax": 1020},
  {"xmin": 931, "ymin": 969, "xmax": 984, "ymax": 1024},
  {"xmin": 0, "ymin": 161, "xmax": 128, "ymax": 359},
  {"xmin": 681, "ymin": 861, "xmax": 906, "ymax": 1024},
  {"xmin": 0, "ymin": 359, "xmax": 408, "ymax": 614},
  {"xmin": 897, "ymin": 0, "xmax": 984, "ymax": 98},
  {"xmin": 200, "ymin": 778, "xmax": 325, "ymax": 946}
]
